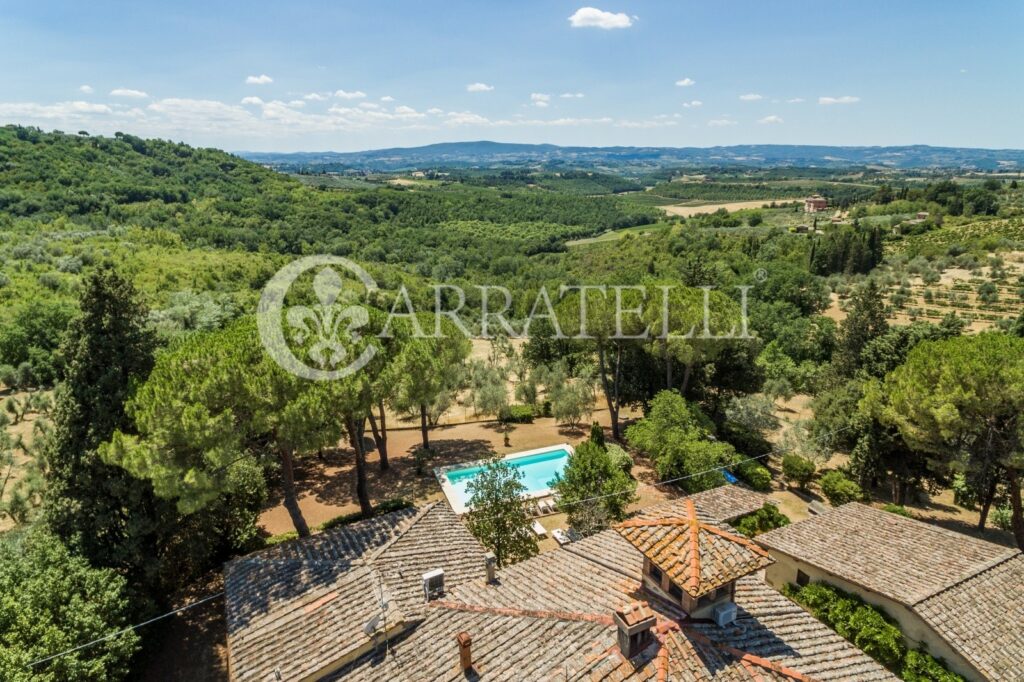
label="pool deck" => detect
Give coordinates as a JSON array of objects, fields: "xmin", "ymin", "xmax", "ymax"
[{"xmin": 434, "ymin": 442, "xmax": 575, "ymax": 515}]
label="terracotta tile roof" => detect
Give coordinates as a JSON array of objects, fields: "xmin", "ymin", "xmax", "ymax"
[
  {"xmin": 224, "ymin": 501, "xmax": 487, "ymax": 681},
  {"xmin": 643, "ymin": 485, "xmax": 769, "ymax": 523},
  {"xmin": 914, "ymin": 554, "xmax": 1024, "ymax": 682},
  {"xmin": 327, "ymin": 488, "xmax": 892, "ymax": 681},
  {"xmin": 615, "ymin": 499, "xmax": 773, "ymax": 598},
  {"xmin": 756, "ymin": 502, "xmax": 1017, "ymax": 606},
  {"xmin": 224, "ymin": 486, "xmax": 893, "ymax": 681}
]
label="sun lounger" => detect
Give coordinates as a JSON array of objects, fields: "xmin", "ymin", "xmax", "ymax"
[
  {"xmin": 531, "ymin": 520, "xmax": 547, "ymax": 538},
  {"xmin": 538, "ymin": 499, "xmax": 555, "ymax": 515},
  {"xmin": 552, "ymin": 528, "xmax": 575, "ymax": 545}
]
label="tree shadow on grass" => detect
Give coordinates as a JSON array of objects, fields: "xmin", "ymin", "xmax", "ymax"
[
  {"xmin": 277, "ymin": 437, "xmax": 498, "ymax": 512},
  {"xmin": 914, "ymin": 516, "xmax": 1017, "ymax": 549}
]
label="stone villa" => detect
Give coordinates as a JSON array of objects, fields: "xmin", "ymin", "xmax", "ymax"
[{"xmin": 223, "ymin": 486, "xmax": 894, "ymax": 681}]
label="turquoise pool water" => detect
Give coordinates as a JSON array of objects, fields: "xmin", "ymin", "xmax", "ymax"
[{"xmin": 445, "ymin": 447, "xmax": 571, "ymax": 508}]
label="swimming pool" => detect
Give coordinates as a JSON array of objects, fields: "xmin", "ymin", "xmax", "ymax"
[{"xmin": 435, "ymin": 444, "xmax": 574, "ymax": 514}]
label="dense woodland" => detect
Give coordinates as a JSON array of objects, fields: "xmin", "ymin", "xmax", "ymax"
[{"xmin": 1, "ymin": 125, "xmax": 1023, "ymax": 680}]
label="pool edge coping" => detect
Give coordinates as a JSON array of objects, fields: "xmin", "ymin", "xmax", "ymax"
[{"xmin": 434, "ymin": 442, "xmax": 576, "ymax": 515}]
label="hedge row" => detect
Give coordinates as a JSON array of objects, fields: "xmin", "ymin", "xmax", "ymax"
[{"xmin": 784, "ymin": 582, "xmax": 964, "ymax": 681}]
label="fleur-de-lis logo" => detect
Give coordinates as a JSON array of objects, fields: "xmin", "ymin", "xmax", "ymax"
[
  {"xmin": 257, "ymin": 256, "xmax": 378, "ymax": 381},
  {"xmin": 286, "ymin": 267, "xmax": 369, "ymax": 369}
]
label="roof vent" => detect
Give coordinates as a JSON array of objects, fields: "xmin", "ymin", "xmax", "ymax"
[
  {"xmin": 423, "ymin": 568, "xmax": 445, "ymax": 601},
  {"xmin": 613, "ymin": 601, "xmax": 657, "ymax": 659},
  {"xmin": 712, "ymin": 601, "xmax": 737, "ymax": 627}
]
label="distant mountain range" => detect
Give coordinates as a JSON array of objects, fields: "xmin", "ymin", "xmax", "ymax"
[{"xmin": 238, "ymin": 141, "xmax": 1024, "ymax": 172}]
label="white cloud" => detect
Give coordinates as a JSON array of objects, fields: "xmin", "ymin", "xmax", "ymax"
[
  {"xmin": 681, "ymin": 100, "xmax": 702, "ymax": 108},
  {"xmin": 359, "ymin": 101, "xmax": 380, "ymax": 109},
  {"xmin": 245, "ymin": 74, "xmax": 273, "ymax": 85},
  {"xmin": 818, "ymin": 95, "xmax": 860, "ymax": 105},
  {"xmin": 240, "ymin": 96, "xmax": 264, "ymax": 105},
  {"xmin": 738, "ymin": 93, "xmax": 763, "ymax": 101},
  {"xmin": 616, "ymin": 118, "xmax": 678, "ymax": 129},
  {"xmin": 380, "ymin": 95, "xmax": 395, "ymax": 102},
  {"xmin": 78, "ymin": 84, "xmax": 94, "ymax": 94},
  {"xmin": 568, "ymin": 7, "xmax": 633, "ymax": 29},
  {"xmin": 110, "ymin": 88, "xmax": 148, "ymax": 98},
  {"xmin": 446, "ymin": 110, "xmax": 491, "ymax": 126},
  {"xmin": 0, "ymin": 101, "xmax": 114, "ymax": 119},
  {"xmin": 530, "ymin": 93, "xmax": 551, "ymax": 108},
  {"xmin": 959, "ymin": 68, "xmax": 968, "ymax": 74},
  {"xmin": 288, "ymin": 100, "xmax": 305, "ymax": 108},
  {"xmin": 559, "ymin": 92, "xmax": 585, "ymax": 99},
  {"xmin": 303, "ymin": 92, "xmax": 328, "ymax": 101},
  {"xmin": 334, "ymin": 89, "xmax": 367, "ymax": 99},
  {"xmin": 758, "ymin": 114, "xmax": 784, "ymax": 124},
  {"xmin": 786, "ymin": 97, "xmax": 805, "ymax": 103},
  {"xmin": 466, "ymin": 82, "xmax": 494, "ymax": 93},
  {"xmin": 707, "ymin": 118, "xmax": 737, "ymax": 127},
  {"xmin": 426, "ymin": 107, "xmax": 444, "ymax": 115},
  {"xmin": 675, "ymin": 78, "xmax": 696, "ymax": 87}
]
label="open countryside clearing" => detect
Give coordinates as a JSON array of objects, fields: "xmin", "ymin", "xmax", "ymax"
[{"xmin": 660, "ymin": 198, "xmax": 797, "ymax": 217}]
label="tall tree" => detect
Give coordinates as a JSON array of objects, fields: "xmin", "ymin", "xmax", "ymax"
[
  {"xmin": 391, "ymin": 331, "xmax": 469, "ymax": 451},
  {"xmin": 103, "ymin": 318, "xmax": 350, "ymax": 537},
  {"xmin": 464, "ymin": 458, "xmax": 538, "ymax": 567},
  {"xmin": 43, "ymin": 268, "xmax": 170, "ymax": 597},
  {"xmin": 0, "ymin": 529, "xmax": 139, "ymax": 681},
  {"xmin": 553, "ymin": 440, "xmax": 636, "ymax": 536},
  {"xmin": 834, "ymin": 280, "xmax": 889, "ymax": 377},
  {"xmin": 881, "ymin": 334, "xmax": 1024, "ymax": 549},
  {"xmin": 626, "ymin": 390, "xmax": 732, "ymax": 492}
]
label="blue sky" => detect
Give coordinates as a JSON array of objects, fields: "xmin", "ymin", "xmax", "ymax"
[{"xmin": 1, "ymin": 1, "xmax": 1021, "ymax": 152}]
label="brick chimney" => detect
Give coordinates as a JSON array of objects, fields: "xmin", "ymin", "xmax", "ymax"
[
  {"xmin": 455, "ymin": 631, "xmax": 473, "ymax": 672},
  {"xmin": 613, "ymin": 601, "xmax": 656, "ymax": 659}
]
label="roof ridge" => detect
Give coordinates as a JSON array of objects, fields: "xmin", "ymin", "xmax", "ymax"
[
  {"xmin": 682, "ymin": 627, "xmax": 814, "ymax": 682},
  {"xmin": 359, "ymin": 501, "xmax": 440, "ymax": 566},
  {"xmin": 913, "ymin": 550, "xmax": 1024, "ymax": 606},
  {"xmin": 686, "ymin": 499, "xmax": 701, "ymax": 594}
]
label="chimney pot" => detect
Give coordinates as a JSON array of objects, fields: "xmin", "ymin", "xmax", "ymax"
[
  {"xmin": 484, "ymin": 552, "xmax": 497, "ymax": 583},
  {"xmin": 613, "ymin": 601, "xmax": 656, "ymax": 659},
  {"xmin": 456, "ymin": 631, "xmax": 473, "ymax": 671}
]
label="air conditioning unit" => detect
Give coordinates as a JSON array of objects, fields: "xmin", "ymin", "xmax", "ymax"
[
  {"xmin": 423, "ymin": 568, "xmax": 445, "ymax": 601},
  {"xmin": 712, "ymin": 601, "xmax": 737, "ymax": 627}
]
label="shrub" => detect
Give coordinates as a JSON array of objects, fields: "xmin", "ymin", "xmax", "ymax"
[
  {"xmin": 263, "ymin": 530, "xmax": 298, "ymax": 547},
  {"xmin": 815, "ymin": 466, "xmax": 864, "ymax": 503},
  {"xmin": 902, "ymin": 649, "xmax": 966, "ymax": 682},
  {"xmin": 782, "ymin": 453, "xmax": 816, "ymax": 490},
  {"xmin": 992, "ymin": 505, "xmax": 1013, "ymax": 532},
  {"xmin": 734, "ymin": 502, "xmax": 789, "ymax": 537},
  {"xmin": 605, "ymin": 443, "xmax": 633, "ymax": 475},
  {"xmin": 38, "ymin": 271, "xmax": 62, "ymax": 290},
  {"xmin": 0, "ymin": 364, "xmax": 16, "ymax": 389},
  {"xmin": 882, "ymin": 503, "xmax": 912, "ymax": 518},
  {"xmin": 318, "ymin": 498, "xmax": 412, "ymax": 531},
  {"xmin": 734, "ymin": 459, "xmax": 772, "ymax": 492},
  {"xmin": 413, "ymin": 447, "xmax": 433, "ymax": 476},
  {"xmin": 498, "ymin": 404, "xmax": 535, "ymax": 424},
  {"xmin": 820, "ymin": 470, "xmax": 863, "ymax": 506}
]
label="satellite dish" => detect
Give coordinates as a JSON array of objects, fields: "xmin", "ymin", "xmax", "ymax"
[{"xmin": 363, "ymin": 613, "xmax": 382, "ymax": 636}]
